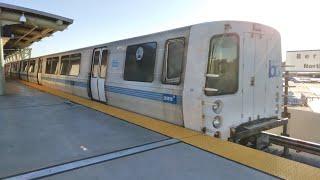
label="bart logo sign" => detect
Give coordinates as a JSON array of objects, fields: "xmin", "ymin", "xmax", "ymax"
[{"xmin": 269, "ymin": 60, "xmax": 280, "ymax": 78}]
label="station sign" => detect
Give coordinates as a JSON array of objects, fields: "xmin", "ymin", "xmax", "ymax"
[{"xmin": 286, "ymin": 50, "xmax": 320, "ymax": 72}]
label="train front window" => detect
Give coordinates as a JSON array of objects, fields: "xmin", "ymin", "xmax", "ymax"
[{"xmin": 205, "ymin": 34, "xmax": 239, "ymax": 96}]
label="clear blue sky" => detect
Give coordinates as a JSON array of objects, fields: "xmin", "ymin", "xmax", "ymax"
[{"xmin": 1, "ymin": 0, "xmax": 319, "ymax": 59}]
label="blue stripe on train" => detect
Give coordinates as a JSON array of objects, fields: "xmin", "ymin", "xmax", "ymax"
[
  {"xmin": 40, "ymin": 76, "xmax": 182, "ymax": 105},
  {"xmin": 105, "ymin": 85, "xmax": 182, "ymax": 105},
  {"xmin": 42, "ymin": 76, "xmax": 87, "ymax": 88}
]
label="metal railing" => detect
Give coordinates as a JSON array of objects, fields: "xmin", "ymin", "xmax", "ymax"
[{"xmin": 262, "ymin": 132, "xmax": 320, "ymax": 156}]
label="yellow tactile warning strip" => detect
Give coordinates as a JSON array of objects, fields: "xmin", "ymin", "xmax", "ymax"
[{"xmin": 20, "ymin": 81, "xmax": 320, "ymax": 180}]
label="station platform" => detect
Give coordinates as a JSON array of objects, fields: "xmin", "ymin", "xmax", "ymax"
[{"xmin": 1, "ymin": 81, "xmax": 319, "ymax": 180}]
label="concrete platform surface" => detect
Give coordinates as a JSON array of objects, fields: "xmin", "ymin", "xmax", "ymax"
[
  {"xmin": 44, "ymin": 143, "xmax": 276, "ymax": 180},
  {"xmin": 0, "ymin": 81, "xmax": 276, "ymax": 179},
  {"xmin": 0, "ymin": 82, "xmax": 167, "ymax": 178}
]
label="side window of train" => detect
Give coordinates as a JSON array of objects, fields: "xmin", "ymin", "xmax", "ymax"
[
  {"xmin": 60, "ymin": 55, "xmax": 69, "ymax": 75},
  {"xmin": 38, "ymin": 59, "xmax": 42, "ymax": 73},
  {"xmin": 29, "ymin": 60, "xmax": 36, "ymax": 73},
  {"xmin": 53, "ymin": 57, "xmax": 60, "ymax": 74},
  {"xmin": 162, "ymin": 38, "xmax": 185, "ymax": 84},
  {"xmin": 92, "ymin": 51, "xmax": 100, "ymax": 78},
  {"xmin": 205, "ymin": 34, "xmax": 239, "ymax": 96},
  {"xmin": 45, "ymin": 57, "xmax": 59, "ymax": 74},
  {"xmin": 22, "ymin": 61, "xmax": 28, "ymax": 72},
  {"xmin": 69, "ymin": 54, "xmax": 81, "ymax": 76},
  {"xmin": 124, "ymin": 42, "xmax": 157, "ymax": 82},
  {"xmin": 60, "ymin": 53, "xmax": 81, "ymax": 76},
  {"xmin": 10, "ymin": 63, "xmax": 14, "ymax": 72},
  {"xmin": 100, "ymin": 50, "xmax": 108, "ymax": 78},
  {"xmin": 45, "ymin": 59, "xmax": 51, "ymax": 74},
  {"xmin": 21, "ymin": 61, "xmax": 25, "ymax": 72},
  {"xmin": 17, "ymin": 62, "xmax": 19, "ymax": 71},
  {"xmin": 20, "ymin": 62, "xmax": 24, "ymax": 72}
]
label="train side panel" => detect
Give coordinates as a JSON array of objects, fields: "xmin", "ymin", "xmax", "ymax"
[
  {"xmin": 105, "ymin": 27, "xmax": 189, "ymax": 125},
  {"xmin": 41, "ymin": 49, "xmax": 92, "ymax": 99}
]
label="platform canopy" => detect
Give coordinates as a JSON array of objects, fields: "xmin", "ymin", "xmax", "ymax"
[{"xmin": 0, "ymin": 2, "xmax": 73, "ymax": 58}]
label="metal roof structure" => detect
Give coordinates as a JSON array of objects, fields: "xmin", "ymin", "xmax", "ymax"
[{"xmin": 0, "ymin": 2, "xmax": 73, "ymax": 58}]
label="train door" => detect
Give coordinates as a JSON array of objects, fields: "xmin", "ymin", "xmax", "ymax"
[
  {"xmin": 37, "ymin": 58, "xmax": 43, "ymax": 85},
  {"xmin": 252, "ymin": 33, "xmax": 269, "ymax": 119},
  {"xmin": 4, "ymin": 64, "xmax": 9, "ymax": 79},
  {"xmin": 18, "ymin": 61, "xmax": 22, "ymax": 79},
  {"xmin": 26, "ymin": 61, "xmax": 30, "ymax": 82},
  {"xmin": 90, "ymin": 48, "xmax": 108, "ymax": 102},
  {"xmin": 242, "ymin": 33, "xmax": 255, "ymax": 121},
  {"xmin": 242, "ymin": 33, "xmax": 269, "ymax": 120}
]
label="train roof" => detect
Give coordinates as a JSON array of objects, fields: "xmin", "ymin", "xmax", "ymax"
[{"xmin": 21, "ymin": 20, "xmax": 279, "ymax": 60}]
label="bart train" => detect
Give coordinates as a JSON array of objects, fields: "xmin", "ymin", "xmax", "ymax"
[{"xmin": 5, "ymin": 21, "xmax": 284, "ymax": 141}]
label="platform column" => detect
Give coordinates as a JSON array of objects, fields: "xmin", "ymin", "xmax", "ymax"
[{"xmin": 0, "ymin": 25, "xmax": 5, "ymax": 95}]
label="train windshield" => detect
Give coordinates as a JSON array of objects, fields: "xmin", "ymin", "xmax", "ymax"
[{"xmin": 205, "ymin": 34, "xmax": 239, "ymax": 96}]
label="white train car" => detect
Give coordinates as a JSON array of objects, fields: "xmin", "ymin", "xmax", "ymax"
[
  {"xmin": 6, "ymin": 21, "xmax": 284, "ymax": 140},
  {"xmin": 4, "ymin": 63, "xmax": 10, "ymax": 79},
  {"xmin": 7, "ymin": 61, "xmax": 20, "ymax": 79}
]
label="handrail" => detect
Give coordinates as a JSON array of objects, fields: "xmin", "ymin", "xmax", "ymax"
[
  {"xmin": 206, "ymin": 74, "xmax": 220, "ymax": 78},
  {"xmin": 204, "ymin": 88, "xmax": 218, "ymax": 92},
  {"xmin": 262, "ymin": 132, "xmax": 320, "ymax": 156}
]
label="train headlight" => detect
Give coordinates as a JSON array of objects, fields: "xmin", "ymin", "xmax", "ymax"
[
  {"xmin": 212, "ymin": 116, "xmax": 222, "ymax": 129},
  {"xmin": 212, "ymin": 100, "xmax": 223, "ymax": 114}
]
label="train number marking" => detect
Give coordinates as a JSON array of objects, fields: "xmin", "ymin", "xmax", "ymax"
[
  {"xmin": 163, "ymin": 94, "xmax": 177, "ymax": 104},
  {"xmin": 111, "ymin": 59, "xmax": 119, "ymax": 68}
]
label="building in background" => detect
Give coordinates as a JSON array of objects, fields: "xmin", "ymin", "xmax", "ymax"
[
  {"xmin": 285, "ymin": 50, "xmax": 320, "ymax": 113},
  {"xmin": 286, "ymin": 50, "xmax": 320, "ymax": 78}
]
